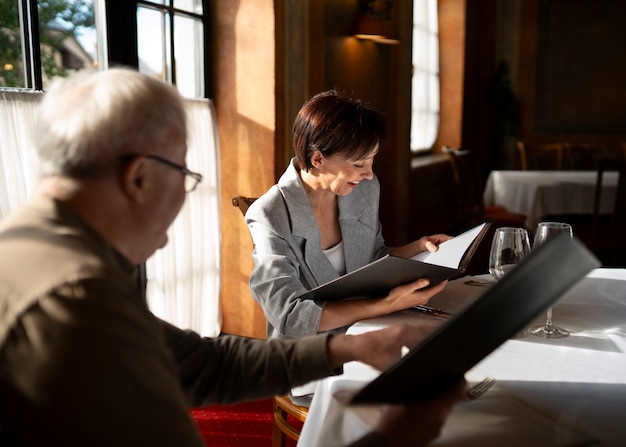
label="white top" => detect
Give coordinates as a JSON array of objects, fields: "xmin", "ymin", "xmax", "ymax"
[{"xmin": 323, "ymin": 240, "xmax": 346, "ymax": 276}]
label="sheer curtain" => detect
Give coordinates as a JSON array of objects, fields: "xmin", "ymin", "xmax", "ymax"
[
  {"xmin": 411, "ymin": 0, "xmax": 440, "ymax": 152},
  {"xmin": 146, "ymin": 99, "xmax": 222, "ymax": 337},
  {"xmin": 0, "ymin": 90, "xmax": 42, "ymax": 216},
  {"xmin": 0, "ymin": 91, "xmax": 222, "ymax": 337}
]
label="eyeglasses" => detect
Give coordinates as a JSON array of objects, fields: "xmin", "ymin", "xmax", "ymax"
[{"xmin": 146, "ymin": 154, "xmax": 203, "ymax": 193}]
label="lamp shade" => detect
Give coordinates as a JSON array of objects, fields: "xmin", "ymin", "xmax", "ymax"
[
  {"xmin": 353, "ymin": 0, "xmax": 399, "ymax": 44},
  {"xmin": 354, "ymin": 15, "xmax": 387, "ymax": 41}
]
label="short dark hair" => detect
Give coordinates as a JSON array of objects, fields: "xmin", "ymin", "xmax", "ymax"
[{"xmin": 292, "ymin": 89, "xmax": 387, "ymax": 171}]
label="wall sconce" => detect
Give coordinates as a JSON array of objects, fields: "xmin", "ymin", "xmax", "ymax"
[{"xmin": 353, "ymin": 0, "xmax": 400, "ymax": 45}]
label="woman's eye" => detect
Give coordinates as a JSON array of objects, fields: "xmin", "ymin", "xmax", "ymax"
[{"xmin": 354, "ymin": 164, "xmax": 364, "ymax": 168}]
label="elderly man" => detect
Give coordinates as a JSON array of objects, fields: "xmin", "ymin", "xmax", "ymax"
[{"xmin": 0, "ymin": 68, "xmax": 464, "ymax": 446}]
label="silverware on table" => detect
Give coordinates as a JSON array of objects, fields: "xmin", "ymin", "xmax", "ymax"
[
  {"xmin": 465, "ymin": 376, "xmax": 496, "ymax": 401},
  {"xmin": 410, "ymin": 305, "xmax": 455, "ymax": 318},
  {"xmin": 464, "ymin": 278, "xmax": 495, "ymax": 287}
]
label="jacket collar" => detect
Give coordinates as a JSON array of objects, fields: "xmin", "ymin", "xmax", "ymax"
[{"xmin": 276, "ymin": 159, "xmax": 375, "ymax": 276}]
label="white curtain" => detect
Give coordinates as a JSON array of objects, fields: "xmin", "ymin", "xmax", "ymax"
[
  {"xmin": 411, "ymin": 0, "xmax": 440, "ymax": 152},
  {"xmin": 0, "ymin": 90, "xmax": 42, "ymax": 216},
  {"xmin": 0, "ymin": 91, "xmax": 222, "ymax": 337},
  {"xmin": 146, "ymin": 99, "xmax": 222, "ymax": 337}
]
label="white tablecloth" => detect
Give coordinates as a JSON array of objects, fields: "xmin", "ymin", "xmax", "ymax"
[
  {"xmin": 298, "ymin": 269, "xmax": 626, "ymax": 447},
  {"xmin": 483, "ymin": 170, "xmax": 618, "ymax": 229}
]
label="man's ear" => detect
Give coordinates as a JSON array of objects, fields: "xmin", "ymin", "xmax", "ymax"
[{"xmin": 121, "ymin": 156, "xmax": 150, "ymax": 202}]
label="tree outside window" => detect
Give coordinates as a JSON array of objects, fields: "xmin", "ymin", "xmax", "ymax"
[{"xmin": 0, "ymin": 0, "xmax": 95, "ymax": 89}]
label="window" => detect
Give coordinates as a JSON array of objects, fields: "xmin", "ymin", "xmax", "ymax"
[
  {"xmin": 136, "ymin": 0, "xmax": 208, "ymax": 98},
  {"xmin": 1, "ymin": 0, "xmax": 97, "ymax": 89},
  {"xmin": 2, "ymin": 1, "xmax": 210, "ymax": 98},
  {"xmin": 1, "ymin": 0, "xmax": 222, "ymax": 336},
  {"xmin": 411, "ymin": 0, "xmax": 439, "ymax": 152}
]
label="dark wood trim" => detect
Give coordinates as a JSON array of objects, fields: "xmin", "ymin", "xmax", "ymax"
[
  {"xmin": 275, "ymin": 0, "xmax": 323, "ymax": 181},
  {"xmin": 19, "ymin": 0, "xmax": 43, "ymax": 89},
  {"xmin": 105, "ymin": 0, "xmax": 139, "ymax": 68}
]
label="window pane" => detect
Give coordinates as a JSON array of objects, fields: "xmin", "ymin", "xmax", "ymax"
[
  {"xmin": 174, "ymin": 0, "xmax": 203, "ymax": 14},
  {"xmin": 0, "ymin": 1, "xmax": 24, "ymax": 87},
  {"xmin": 37, "ymin": 0, "xmax": 97, "ymax": 88},
  {"xmin": 411, "ymin": 0, "xmax": 439, "ymax": 152},
  {"xmin": 174, "ymin": 14, "xmax": 204, "ymax": 98},
  {"xmin": 137, "ymin": 6, "xmax": 170, "ymax": 83}
]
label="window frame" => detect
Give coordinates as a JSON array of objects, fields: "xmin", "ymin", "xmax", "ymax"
[
  {"xmin": 410, "ymin": 0, "xmax": 440, "ymax": 154},
  {"xmin": 13, "ymin": 0, "xmax": 213, "ymax": 98},
  {"xmin": 18, "ymin": 0, "xmax": 44, "ymax": 89}
]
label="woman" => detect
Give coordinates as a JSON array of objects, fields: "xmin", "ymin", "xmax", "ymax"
[{"xmin": 246, "ymin": 89, "xmax": 451, "ymax": 339}]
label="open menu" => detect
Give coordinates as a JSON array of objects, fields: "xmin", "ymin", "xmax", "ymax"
[
  {"xmin": 350, "ymin": 234, "xmax": 600, "ymax": 404},
  {"xmin": 297, "ymin": 222, "xmax": 491, "ymax": 301}
]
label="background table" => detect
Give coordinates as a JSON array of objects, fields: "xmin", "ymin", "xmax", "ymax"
[
  {"xmin": 298, "ymin": 269, "xmax": 626, "ymax": 447},
  {"xmin": 483, "ymin": 170, "xmax": 618, "ymax": 229}
]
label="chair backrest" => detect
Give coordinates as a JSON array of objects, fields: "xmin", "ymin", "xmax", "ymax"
[
  {"xmin": 442, "ymin": 146, "xmax": 485, "ymax": 225},
  {"xmin": 569, "ymin": 143, "xmax": 625, "ymax": 171},
  {"xmin": 230, "ymin": 194, "xmax": 309, "ymax": 445},
  {"xmin": 231, "ymin": 196, "xmax": 257, "ymax": 216},
  {"xmin": 593, "ymin": 158, "xmax": 626, "ymax": 226},
  {"xmin": 516, "ymin": 141, "xmax": 566, "ymax": 170},
  {"xmin": 583, "ymin": 158, "xmax": 626, "ymax": 265}
]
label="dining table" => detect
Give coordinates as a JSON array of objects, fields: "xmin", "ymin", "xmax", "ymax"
[
  {"xmin": 483, "ymin": 170, "xmax": 618, "ymax": 230},
  {"xmin": 297, "ymin": 268, "xmax": 626, "ymax": 447}
]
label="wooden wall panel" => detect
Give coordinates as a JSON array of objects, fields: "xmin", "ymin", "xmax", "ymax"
[
  {"xmin": 534, "ymin": 0, "xmax": 626, "ymax": 133},
  {"xmin": 519, "ymin": 0, "xmax": 626, "ymax": 144},
  {"xmin": 213, "ymin": 0, "xmax": 275, "ymax": 339}
]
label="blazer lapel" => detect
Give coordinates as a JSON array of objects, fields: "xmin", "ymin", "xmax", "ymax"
[
  {"xmin": 278, "ymin": 162, "xmax": 339, "ymax": 286},
  {"xmin": 339, "ymin": 188, "xmax": 375, "ymax": 273}
]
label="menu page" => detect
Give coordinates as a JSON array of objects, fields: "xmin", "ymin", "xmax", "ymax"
[{"xmin": 411, "ymin": 223, "xmax": 488, "ymax": 269}]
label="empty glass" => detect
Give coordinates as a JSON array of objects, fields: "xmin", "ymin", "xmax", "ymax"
[
  {"xmin": 489, "ymin": 227, "xmax": 531, "ymax": 281},
  {"xmin": 530, "ymin": 222, "xmax": 574, "ymax": 338}
]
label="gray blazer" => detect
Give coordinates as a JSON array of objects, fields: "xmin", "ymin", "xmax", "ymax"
[{"xmin": 246, "ymin": 159, "xmax": 391, "ymax": 338}]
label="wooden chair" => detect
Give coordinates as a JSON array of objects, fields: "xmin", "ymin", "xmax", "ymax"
[
  {"xmin": 231, "ymin": 195, "xmax": 309, "ymax": 447},
  {"xmin": 231, "ymin": 195, "xmax": 257, "ymax": 215},
  {"xmin": 568, "ymin": 143, "xmax": 626, "ymax": 171},
  {"xmin": 443, "ymin": 146, "xmax": 527, "ymax": 224},
  {"xmin": 442, "ymin": 146, "xmax": 527, "ymax": 274},
  {"xmin": 574, "ymin": 159, "xmax": 626, "ymax": 266},
  {"xmin": 515, "ymin": 141, "xmax": 566, "ymax": 170},
  {"xmin": 272, "ymin": 395, "xmax": 308, "ymax": 447}
]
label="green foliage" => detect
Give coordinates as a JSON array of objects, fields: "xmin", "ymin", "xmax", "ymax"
[
  {"xmin": 0, "ymin": 1, "xmax": 23, "ymax": 86},
  {"xmin": 0, "ymin": 0, "xmax": 95, "ymax": 87}
]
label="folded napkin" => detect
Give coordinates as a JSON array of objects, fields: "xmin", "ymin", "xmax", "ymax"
[{"xmin": 312, "ymin": 380, "xmax": 598, "ymax": 447}]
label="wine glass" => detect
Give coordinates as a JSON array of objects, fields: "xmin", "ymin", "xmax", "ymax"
[
  {"xmin": 489, "ymin": 227, "xmax": 531, "ymax": 281},
  {"xmin": 530, "ymin": 222, "xmax": 574, "ymax": 338}
]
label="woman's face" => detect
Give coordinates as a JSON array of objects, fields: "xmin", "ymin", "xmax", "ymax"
[{"xmin": 316, "ymin": 147, "xmax": 377, "ymax": 196}]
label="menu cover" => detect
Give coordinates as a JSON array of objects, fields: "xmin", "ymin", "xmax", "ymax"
[
  {"xmin": 349, "ymin": 234, "xmax": 601, "ymax": 405},
  {"xmin": 297, "ymin": 222, "xmax": 491, "ymax": 302}
]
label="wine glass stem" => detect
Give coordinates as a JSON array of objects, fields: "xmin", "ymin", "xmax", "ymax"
[{"xmin": 545, "ymin": 307, "xmax": 553, "ymax": 328}]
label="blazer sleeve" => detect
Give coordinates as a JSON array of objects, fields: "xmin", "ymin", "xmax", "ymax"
[{"xmin": 246, "ymin": 193, "xmax": 327, "ymax": 337}]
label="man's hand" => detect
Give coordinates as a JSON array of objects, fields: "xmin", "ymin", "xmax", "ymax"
[
  {"xmin": 375, "ymin": 379, "xmax": 467, "ymax": 447},
  {"xmin": 327, "ymin": 323, "xmax": 437, "ymax": 371}
]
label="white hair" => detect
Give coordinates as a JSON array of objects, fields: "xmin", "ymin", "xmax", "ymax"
[{"xmin": 34, "ymin": 68, "xmax": 187, "ymax": 177}]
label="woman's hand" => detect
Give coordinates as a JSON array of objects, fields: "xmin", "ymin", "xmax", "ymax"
[
  {"xmin": 418, "ymin": 234, "xmax": 453, "ymax": 253},
  {"xmin": 384, "ymin": 278, "xmax": 448, "ymax": 312},
  {"xmin": 392, "ymin": 234, "xmax": 453, "ymax": 259}
]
